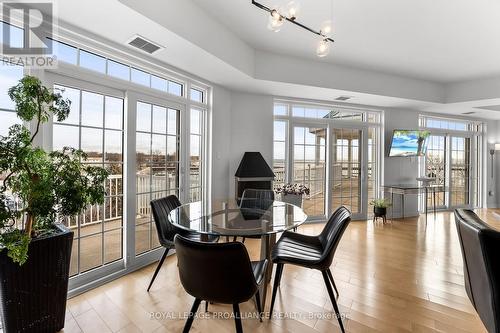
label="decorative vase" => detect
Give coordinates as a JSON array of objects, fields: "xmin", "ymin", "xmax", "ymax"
[
  {"xmin": 281, "ymin": 193, "xmax": 303, "ymax": 208},
  {"xmin": 0, "ymin": 224, "xmax": 73, "ymax": 333}
]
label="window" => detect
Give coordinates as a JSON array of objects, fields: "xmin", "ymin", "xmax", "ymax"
[
  {"xmin": 0, "ymin": 63, "xmax": 24, "ymax": 135},
  {"xmin": 273, "ymin": 121, "xmax": 287, "ymax": 188},
  {"xmin": 274, "ymin": 100, "xmax": 382, "ymax": 220},
  {"xmin": 0, "ymin": 21, "xmax": 24, "ymax": 48},
  {"xmin": 53, "ymin": 85, "xmax": 124, "ymax": 276},
  {"xmin": 189, "ymin": 108, "xmax": 204, "ymax": 201},
  {"xmin": 50, "ymin": 39, "xmax": 78, "ymax": 65},
  {"xmin": 49, "ymin": 39, "xmax": 191, "ymax": 98},
  {"xmin": 168, "ymin": 80, "xmax": 183, "ymax": 96},
  {"xmin": 420, "ymin": 116, "xmax": 473, "ymax": 132},
  {"xmin": 135, "ymin": 102, "xmax": 180, "ymax": 255},
  {"xmin": 291, "ymin": 105, "xmax": 363, "ymax": 121},
  {"xmin": 131, "ymin": 68, "xmax": 150, "ymax": 86},
  {"xmin": 151, "ymin": 75, "xmax": 167, "ymax": 92},
  {"xmin": 107, "ymin": 60, "xmax": 130, "ymax": 80},
  {"xmin": 190, "ymin": 87, "xmax": 204, "ymax": 103},
  {"xmin": 79, "ymin": 50, "xmax": 106, "ymax": 73}
]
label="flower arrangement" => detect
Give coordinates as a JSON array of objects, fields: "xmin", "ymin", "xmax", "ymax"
[
  {"xmin": 369, "ymin": 198, "xmax": 392, "ymax": 208},
  {"xmin": 275, "ymin": 183, "xmax": 310, "ymax": 196}
]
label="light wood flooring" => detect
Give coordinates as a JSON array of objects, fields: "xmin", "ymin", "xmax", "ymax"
[{"xmin": 61, "ymin": 209, "xmax": 498, "ymax": 333}]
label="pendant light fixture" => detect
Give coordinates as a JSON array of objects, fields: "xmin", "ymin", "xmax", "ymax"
[{"xmin": 252, "ymin": 0, "xmax": 335, "ymax": 57}]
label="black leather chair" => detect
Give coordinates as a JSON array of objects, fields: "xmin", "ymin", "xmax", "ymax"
[
  {"xmin": 174, "ymin": 235, "xmax": 268, "ymax": 333},
  {"xmin": 238, "ymin": 189, "xmax": 275, "ymax": 242},
  {"xmin": 269, "ymin": 206, "xmax": 351, "ymax": 333},
  {"xmin": 454, "ymin": 209, "xmax": 500, "ymax": 333},
  {"xmin": 147, "ymin": 195, "xmax": 219, "ymax": 292}
]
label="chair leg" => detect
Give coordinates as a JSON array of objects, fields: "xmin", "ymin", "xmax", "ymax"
[
  {"xmin": 242, "ymin": 237, "xmax": 246, "ymax": 243},
  {"xmin": 269, "ymin": 263, "xmax": 284, "ymax": 318},
  {"xmin": 233, "ymin": 303, "xmax": 243, "ymax": 333},
  {"xmin": 205, "ymin": 300, "xmax": 209, "ymax": 312},
  {"xmin": 255, "ymin": 290, "xmax": 263, "ymax": 322},
  {"xmin": 321, "ymin": 271, "xmax": 345, "ymax": 333},
  {"xmin": 326, "ymin": 268, "xmax": 339, "ymax": 297},
  {"xmin": 147, "ymin": 248, "xmax": 169, "ymax": 292},
  {"xmin": 233, "ymin": 236, "xmax": 238, "ymax": 242},
  {"xmin": 183, "ymin": 298, "xmax": 201, "ymax": 333}
]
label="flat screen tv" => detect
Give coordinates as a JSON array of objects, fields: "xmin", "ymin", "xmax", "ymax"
[{"xmin": 389, "ymin": 130, "xmax": 430, "ymax": 157}]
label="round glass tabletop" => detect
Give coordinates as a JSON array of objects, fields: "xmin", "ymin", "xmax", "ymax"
[{"xmin": 169, "ymin": 200, "xmax": 308, "ymax": 237}]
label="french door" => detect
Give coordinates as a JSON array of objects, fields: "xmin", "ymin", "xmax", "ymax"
[
  {"xmin": 329, "ymin": 126, "xmax": 368, "ymax": 220},
  {"xmin": 289, "ymin": 123, "xmax": 372, "ymax": 221},
  {"xmin": 423, "ymin": 134, "xmax": 475, "ymax": 209}
]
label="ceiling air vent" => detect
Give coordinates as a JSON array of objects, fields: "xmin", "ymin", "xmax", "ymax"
[
  {"xmin": 335, "ymin": 96, "xmax": 352, "ymax": 101},
  {"xmin": 127, "ymin": 35, "xmax": 162, "ymax": 54}
]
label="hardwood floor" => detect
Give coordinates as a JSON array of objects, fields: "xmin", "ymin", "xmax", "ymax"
[{"xmin": 61, "ymin": 210, "xmax": 498, "ymax": 333}]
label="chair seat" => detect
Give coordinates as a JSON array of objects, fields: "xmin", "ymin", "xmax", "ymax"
[
  {"xmin": 271, "ymin": 231, "xmax": 324, "ymax": 268},
  {"xmin": 251, "ymin": 260, "xmax": 268, "ymax": 285}
]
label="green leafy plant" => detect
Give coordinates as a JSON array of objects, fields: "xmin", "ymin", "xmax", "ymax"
[
  {"xmin": 369, "ymin": 198, "xmax": 392, "ymax": 209},
  {"xmin": 0, "ymin": 76, "xmax": 109, "ymax": 265}
]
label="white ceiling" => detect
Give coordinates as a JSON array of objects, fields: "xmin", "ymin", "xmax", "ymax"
[
  {"xmin": 42, "ymin": 0, "xmax": 500, "ymax": 119},
  {"xmin": 192, "ymin": 0, "xmax": 500, "ymax": 83}
]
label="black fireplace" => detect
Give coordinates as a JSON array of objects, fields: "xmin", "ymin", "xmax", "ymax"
[{"xmin": 235, "ymin": 152, "xmax": 275, "ymax": 203}]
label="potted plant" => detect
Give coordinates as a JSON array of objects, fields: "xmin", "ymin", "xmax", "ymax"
[
  {"xmin": 0, "ymin": 76, "xmax": 108, "ymax": 332},
  {"xmin": 369, "ymin": 198, "xmax": 392, "ymax": 217},
  {"xmin": 275, "ymin": 183, "xmax": 310, "ymax": 208}
]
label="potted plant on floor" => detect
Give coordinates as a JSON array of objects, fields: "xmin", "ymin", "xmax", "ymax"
[
  {"xmin": 370, "ymin": 198, "xmax": 392, "ymax": 218},
  {"xmin": 0, "ymin": 76, "xmax": 109, "ymax": 332},
  {"xmin": 275, "ymin": 183, "xmax": 310, "ymax": 208}
]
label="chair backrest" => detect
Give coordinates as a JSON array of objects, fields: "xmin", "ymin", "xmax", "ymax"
[
  {"xmin": 174, "ymin": 235, "xmax": 259, "ymax": 304},
  {"xmin": 240, "ymin": 188, "xmax": 275, "ymax": 210},
  {"xmin": 317, "ymin": 206, "xmax": 351, "ymax": 269},
  {"xmin": 454, "ymin": 209, "xmax": 500, "ymax": 333},
  {"xmin": 150, "ymin": 195, "xmax": 182, "ymax": 248}
]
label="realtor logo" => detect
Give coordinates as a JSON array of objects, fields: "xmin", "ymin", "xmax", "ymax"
[{"xmin": 1, "ymin": 2, "xmax": 55, "ymax": 67}]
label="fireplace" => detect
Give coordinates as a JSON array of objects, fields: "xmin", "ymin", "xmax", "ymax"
[{"xmin": 234, "ymin": 152, "xmax": 275, "ymax": 203}]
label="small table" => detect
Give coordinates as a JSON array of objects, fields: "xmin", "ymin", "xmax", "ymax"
[
  {"xmin": 382, "ymin": 184, "xmax": 447, "ymax": 221},
  {"xmin": 168, "ymin": 199, "xmax": 308, "ymax": 310}
]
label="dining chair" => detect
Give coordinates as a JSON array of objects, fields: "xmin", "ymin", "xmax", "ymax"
[
  {"xmin": 174, "ymin": 235, "xmax": 268, "ymax": 333},
  {"xmin": 237, "ymin": 188, "xmax": 275, "ymax": 242},
  {"xmin": 454, "ymin": 209, "xmax": 500, "ymax": 333},
  {"xmin": 269, "ymin": 206, "xmax": 351, "ymax": 333},
  {"xmin": 147, "ymin": 195, "xmax": 219, "ymax": 292}
]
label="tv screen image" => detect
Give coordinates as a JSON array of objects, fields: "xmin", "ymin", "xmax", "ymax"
[{"xmin": 389, "ymin": 130, "xmax": 430, "ymax": 157}]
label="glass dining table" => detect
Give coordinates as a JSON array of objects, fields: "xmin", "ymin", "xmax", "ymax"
[{"xmin": 168, "ymin": 199, "xmax": 308, "ymax": 310}]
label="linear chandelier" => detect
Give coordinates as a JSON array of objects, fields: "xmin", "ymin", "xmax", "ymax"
[{"xmin": 251, "ymin": 0, "xmax": 335, "ymax": 57}]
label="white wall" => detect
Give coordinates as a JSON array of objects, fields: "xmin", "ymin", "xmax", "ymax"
[
  {"xmin": 383, "ymin": 108, "xmax": 420, "ymax": 217},
  {"xmin": 210, "ymin": 89, "xmax": 274, "ymax": 200}
]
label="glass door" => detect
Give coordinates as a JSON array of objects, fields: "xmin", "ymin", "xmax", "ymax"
[
  {"xmin": 291, "ymin": 125, "xmax": 327, "ymax": 219},
  {"xmin": 425, "ymin": 135, "xmax": 447, "ymax": 208},
  {"xmin": 450, "ymin": 136, "xmax": 471, "ymax": 207},
  {"xmin": 330, "ymin": 127, "xmax": 366, "ymax": 219}
]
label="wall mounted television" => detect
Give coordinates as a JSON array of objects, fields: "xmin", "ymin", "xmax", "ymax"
[{"xmin": 388, "ymin": 130, "xmax": 430, "ymax": 157}]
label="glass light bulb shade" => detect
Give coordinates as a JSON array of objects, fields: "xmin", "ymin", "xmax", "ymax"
[
  {"xmin": 286, "ymin": 1, "xmax": 301, "ymax": 19},
  {"xmin": 267, "ymin": 14, "xmax": 284, "ymax": 32},
  {"xmin": 320, "ymin": 20, "xmax": 333, "ymax": 37},
  {"xmin": 316, "ymin": 40, "xmax": 330, "ymax": 57}
]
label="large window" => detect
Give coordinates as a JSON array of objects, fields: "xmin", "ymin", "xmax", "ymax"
[
  {"xmin": 189, "ymin": 108, "xmax": 204, "ymax": 202},
  {"xmin": 53, "ymin": 85, "xmax": 124, "ymax": 276},
  {"xmin": 420, "ymin": 115, "xmax": 482, "ymax": 209},
  {"xmin": 0, "ymin": 63, "xmax": 24, "ymax": 136},
  {"xmin": 135, "ymin": 102, "xmax": 180, "ymax": 255},
  {"xmin": 274, "ymin": 101, "xmax": 382, "ymax": 220}
]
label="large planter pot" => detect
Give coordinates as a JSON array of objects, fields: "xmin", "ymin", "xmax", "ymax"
[
  {"xmin": 373, "ymin": 206, "xmax": 387, "ymax": 217},
  {"xmin": 0, "ymin": 224, "xmax": 73, "ymax": 333},
  {"xmin": 281, "ymin": 193, "xmax": 303, "ymax": 208}
]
